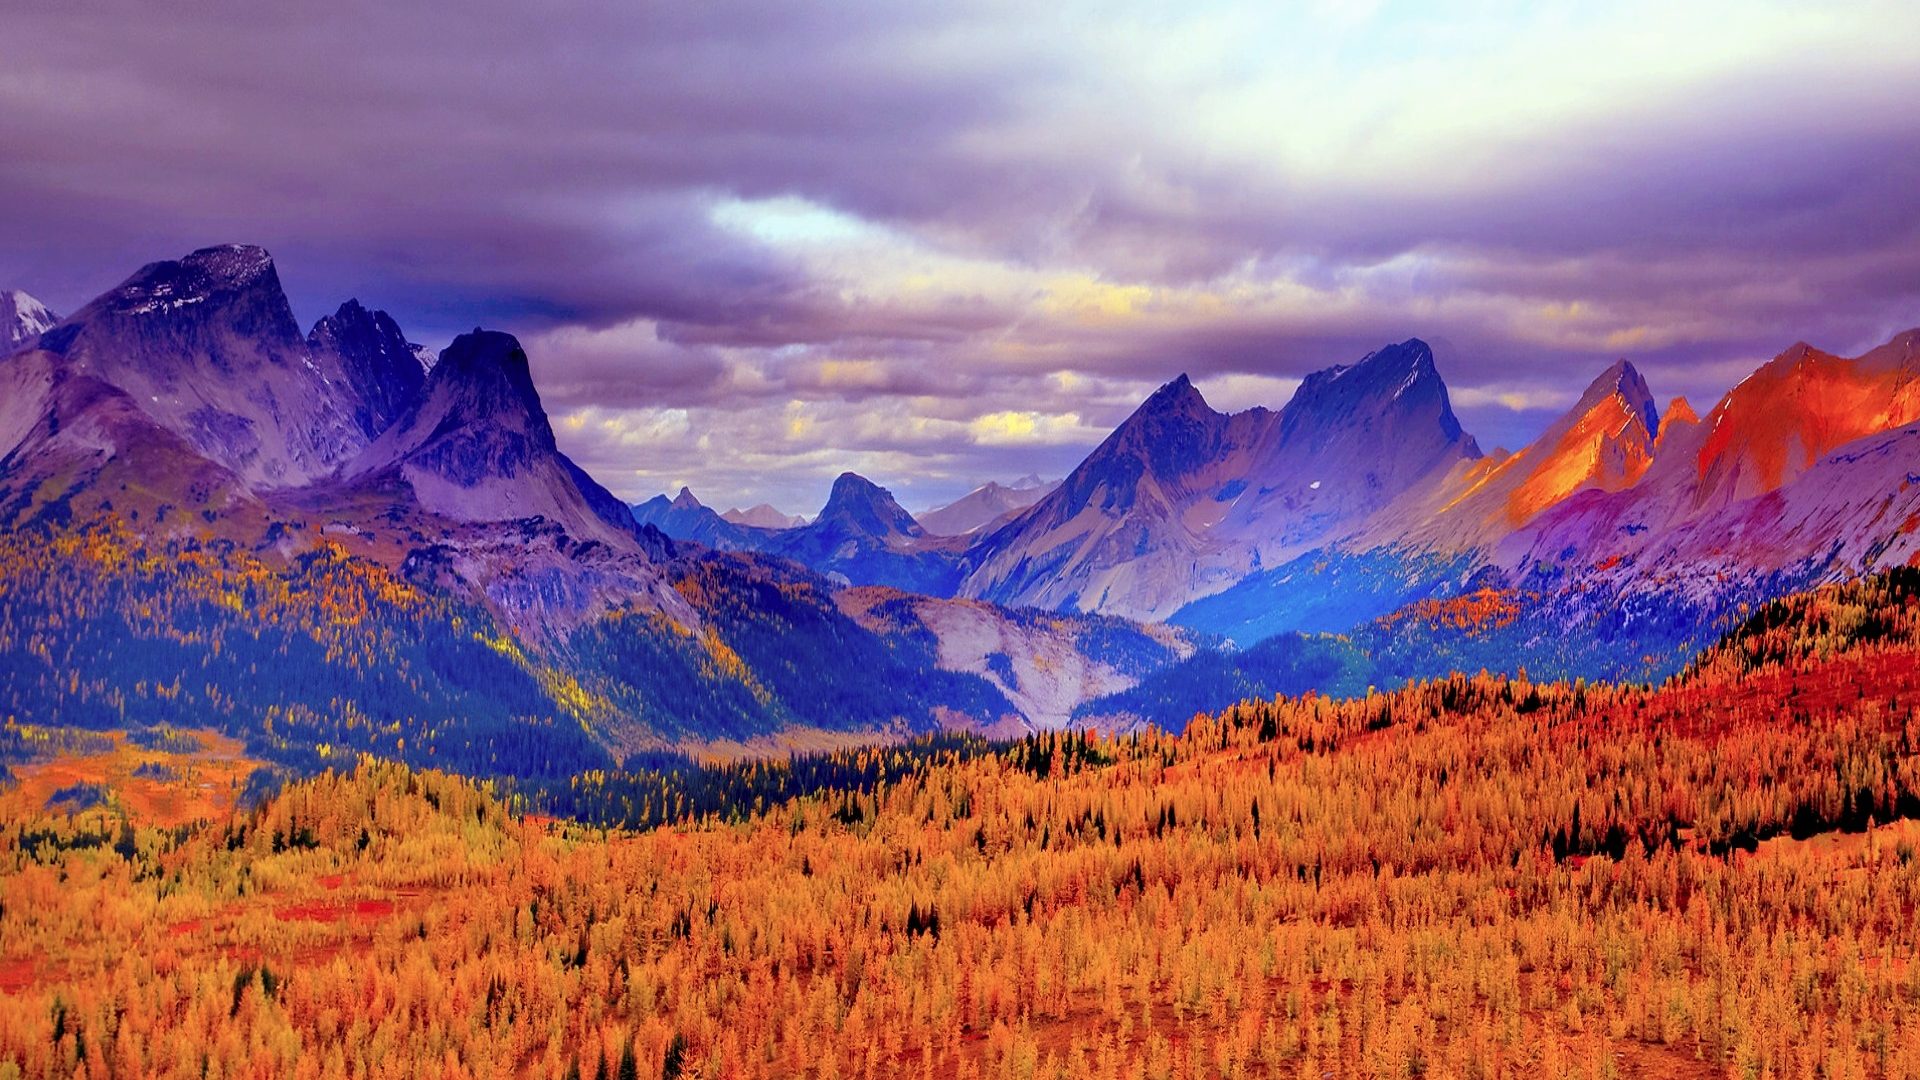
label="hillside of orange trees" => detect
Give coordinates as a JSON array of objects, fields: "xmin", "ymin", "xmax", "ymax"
[{"xmin": 5, "ymin": 571, "xmax": 1920, "ymax": 1078}]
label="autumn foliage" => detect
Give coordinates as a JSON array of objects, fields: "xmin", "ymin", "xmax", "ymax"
[{"xmin": 4, "ymin": 572, "xmax": 1920, "ymax": 1077}]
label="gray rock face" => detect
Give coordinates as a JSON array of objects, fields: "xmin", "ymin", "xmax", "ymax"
[
  {"xmin": 306, "ymin": 299, "xmax": 428, "ymax": 438},
  {"xmin": 25, "ymin": 245, "xmax": 369, "ymax": 488},
  {"xmin": 346, "ymin": 328, "xmax": 642, "ymax": 549},
  {"xmin": 960, "ymin": 340, "xmax": 1480, "ymax": 621}
]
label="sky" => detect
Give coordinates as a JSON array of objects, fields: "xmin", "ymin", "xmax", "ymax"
[{"xmin": 4, "ymin": 0, "xmax": 1920, "ymax": 514}]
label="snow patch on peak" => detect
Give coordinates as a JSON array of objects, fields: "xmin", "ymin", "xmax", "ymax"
[{"xmin": 2, "ymin": 289, "xmax": 59, "ymax": 350}]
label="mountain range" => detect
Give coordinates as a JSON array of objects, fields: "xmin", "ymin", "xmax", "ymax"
[
  {"xmin": 625, "ymin": 317, "xmax": 1920, "ymax": 723},
  {"xmin": 0, "ymin": 245, "xmax": 1194, "ymax": 778},
  {"xmin": 8, "ymin": 241, "xmax": 1920, "ymax": 773}
]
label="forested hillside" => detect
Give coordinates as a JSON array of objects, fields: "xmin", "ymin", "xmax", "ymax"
[
  {"xmin": 0, "ymin": 519, "xmax": 1021, "ymax": 779},
  {"xmin": 5, "ymin": 571, "xmax": 1920, "ymax": 1077}
]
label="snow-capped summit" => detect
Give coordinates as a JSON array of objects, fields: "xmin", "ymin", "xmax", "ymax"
[{"xmin": 2, "ymin": 289, "xmax": 58, "ymax": 352}]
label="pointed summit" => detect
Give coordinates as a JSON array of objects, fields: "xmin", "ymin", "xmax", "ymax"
[
  {"xmin": 631, "ymin": 485, "xmax": 747, "ymax": 548},
  {"xmin": 307, "ymin": 299, "xmax": 428, "ymax": 438},
  {"xmin": 2, "ymin": 289, "xmax": 58, "ymax": 352},
  {"xmin": 1659, "ymin": 396, "xmax": 1699, "ymax": 443},
  {"xmin": 354, "ymin": 330, "xmax": 556, "ymax": 472},
  {"xmin": 1142, "ymin": 372, "xmax": 1203, "ymax": 410},
  {"xmin": 760, "ymin": 473, "xmax": 960, "ymax": 592},
  {"xmin": 1497, "ymin": 358, "xmax": 1660, "ymax": 519},
  {"xmin": 1281, "ymin": 339, "xmax": 1467, "ymax": 446},
  {"xmin": 1223, "ymin": 336, "xmax": 1481, "ymax": 548},
  {"xmin": 345, "ymin": 329, "xmax": 636, "ymax": 544},
  {"xmin": 1332, "ymin": 356, "xmax": 1661, "ymax": 550},
  {"xmin": 818, "ymin": 472, "xmax": 925, "ymax": 541},
  {"xmin": 1576, "ymin": 360, "xmax": 1659, "ymax": 437}
]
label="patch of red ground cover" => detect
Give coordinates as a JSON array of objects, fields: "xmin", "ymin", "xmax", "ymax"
[
  {"xmin": 0, "ymin": 958, "xmax": 39, "ymax": 994},
  {"xmin": 273, "ymin": 897, "xmax": 396, "ymax": 923}
]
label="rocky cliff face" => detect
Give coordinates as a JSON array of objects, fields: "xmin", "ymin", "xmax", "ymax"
[
  {"xmin": 345, "ymin": 329, "xmax": 642, "ymax": 549},
  {"xmin": 960, "ymin": 340, "xmax": 1479, "ymax": 621},
  {"xmin": 306, "ymin": 299, "xmax": 428, "ymax": 439},
  {"xmin": 1355, "ymin": 359, "xmax": 1661, "ymax": 553},
  {"xmin": 24, "ymin": 245, "xmax": 369, "ymax": 488}
]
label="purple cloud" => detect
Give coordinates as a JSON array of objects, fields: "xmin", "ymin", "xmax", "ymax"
[{"xmin": 2, "ymin": 0, "xmax": 1917, "ymax": 510}]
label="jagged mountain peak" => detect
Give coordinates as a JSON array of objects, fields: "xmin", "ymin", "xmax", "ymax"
[
  {"xmin": 345, "ymin": 326, "xmax": 639, "ymax": 546},
  {"xmin": 420, "ymin": 329, "xmax": 552, "ymax": 441},
  {"xmin": 1145, "ymin": 371, "xmax": 1200, "ymax": 405},
  {"xmin": 1575, "ymin": 359, "xmax": 1660, "ymax": 435},
  {"xmin": 672, "ymin": 486, "xmax": 703, "ymax": 510},
  {"xmin": 819, "ymin": 472, "xmax": 924, "ymax": 540},
  {"xmin": 306, "ymin": 299, "xmax": 428, "ymax": 439},
  {"xmin": 1693, "ymin": 329, "xmax": 1920, "ymax": 505},
  {"xmin": 1658, "ymin": 395, "xmax": 1699, "ymax": 443},
  {"xmin": 99, "ymin": 244, "xmax": 284, "ymax": 321},
  {"xmin": 1281, "ymin": 337, "xmax": 1469, "ymax": 447},
  {"xmin": 23, "ymin": 243, "xmax": 370, "ymax": 488},
  {"xmin": 2, "ymin": 289, "xmax": 59, "ymax": 351},
  {"xmin": 1314, "ymin": 337, "xmax": 1435, "ymax": 389},
  {"xmin": 2, "ymin": 288, "xmax": 58, "ymax": 351}
]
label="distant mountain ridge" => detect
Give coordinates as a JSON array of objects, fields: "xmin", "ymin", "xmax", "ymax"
[
  {"xmin": 723, "ymin": 503, "xmax": 806, "ymax": 529},
  {"xmin": 918, "ymin": 478, "xmax": 1055, "ymax": 536},
  {"xmin": 637, "ymin": 328, "xmax": 1920, "ymax": 647}
]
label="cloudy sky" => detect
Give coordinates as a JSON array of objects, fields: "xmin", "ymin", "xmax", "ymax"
[{"xmin": 4, "ymin": 0, "xmax": 1919, "ymax": 513}]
